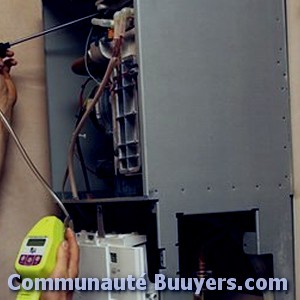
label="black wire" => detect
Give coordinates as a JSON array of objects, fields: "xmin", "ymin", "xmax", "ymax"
[
  {"xmin": 75, "ymin": 108, "xmax": 91, "ymax": 194},
  {"xmin": 74, "ymin": 79, "xmax": 112, "ymax": 193},
  {"xmin": 76, "ymin": 137, "xmax": 91, "ymax": 193}
]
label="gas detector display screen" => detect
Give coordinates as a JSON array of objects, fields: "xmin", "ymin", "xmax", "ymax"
[{"xmin": 27, "ymin": 238, "xmax": 46, "ymax": 247}]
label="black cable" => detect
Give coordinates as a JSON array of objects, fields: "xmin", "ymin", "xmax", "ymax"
[
  {"xmin": 76, "ymin": 137, "xmax": 91, "ymax": 194},
  {"xmin": 75, "ymin": 108, "xmax": 92, "ymax": 194}
]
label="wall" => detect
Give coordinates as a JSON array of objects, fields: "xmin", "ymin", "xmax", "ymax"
[
  {"xmin": 0, "ymin": 1, "xmax": 55, "ymax": 299},
  {"xmin": 287, "ymin": 1, "xmax": 300, "ymax": 299}
]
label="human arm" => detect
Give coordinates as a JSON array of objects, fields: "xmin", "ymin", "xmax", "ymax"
[{"xmin": 0, "ymin": 50, "xmax": 17, "ymax": 173}]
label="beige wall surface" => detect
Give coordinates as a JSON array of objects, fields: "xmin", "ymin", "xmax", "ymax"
[
  {"xmin": 0, "ymin": 1, "xmax": 55, "ymax": 299},
  {"xmin": 287, "ymin": 1, "xmax": 300, "ymax": 299}
]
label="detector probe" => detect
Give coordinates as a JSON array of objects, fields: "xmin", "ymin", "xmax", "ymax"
[{"xmin": 0, "ymin": 12, "xmax": 99, "ymax": 58}]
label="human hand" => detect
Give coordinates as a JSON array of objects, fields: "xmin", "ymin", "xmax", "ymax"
[
  {"xmin": 41, "ymin": 228, "xmax": 80, "ymax": 300},
  {"xmin": 0, "ymin": 50, "xmax": 17, "ymax": 115}
]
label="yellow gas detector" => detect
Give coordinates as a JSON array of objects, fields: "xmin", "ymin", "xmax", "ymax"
[{"xmin": 14, "ymin": 216, "xmax": 65, "ymax": 300}]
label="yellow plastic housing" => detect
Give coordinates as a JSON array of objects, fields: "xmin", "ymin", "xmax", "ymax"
[
  {"xmin": 15, "ymin": 216, "xmax": 64, "ymax": 278},
  {"xmin": 16, "ymin": 289, "xmax": 40, "ymax": 300}
]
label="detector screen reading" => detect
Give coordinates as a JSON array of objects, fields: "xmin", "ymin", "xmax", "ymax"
[{"xmin": 27, "ymin": 238, "xmax": 46, "ymax": 247}]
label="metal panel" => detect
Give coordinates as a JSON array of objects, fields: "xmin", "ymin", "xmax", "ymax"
[{"xmin": 135, "ymin": 0, "xmax": 293, "ymax": 299}]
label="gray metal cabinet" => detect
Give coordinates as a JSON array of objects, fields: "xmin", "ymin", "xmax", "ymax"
[{"xmin": 136, "ymin": 0, "xmax": 293, "ymax": 299}]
